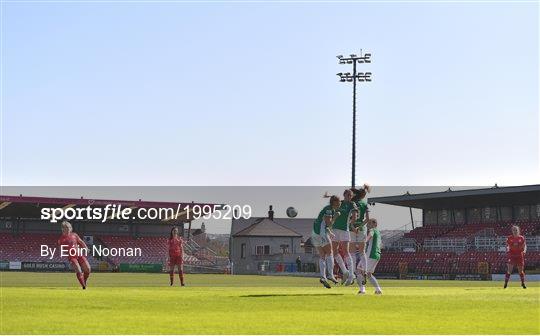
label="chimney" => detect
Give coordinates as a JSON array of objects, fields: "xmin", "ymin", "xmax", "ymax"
[{"xmin": 268, "ymin": 205, "xmax": 274, "ymax": 221}]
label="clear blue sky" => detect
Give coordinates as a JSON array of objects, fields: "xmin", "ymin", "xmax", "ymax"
[{"xmin": 2, "ymin": 1, "xmax": 539, "ymax": 186}]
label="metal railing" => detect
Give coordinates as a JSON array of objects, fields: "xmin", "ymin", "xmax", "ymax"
[{"xmin": 424, "ymin": 238, "xmax": 468, "ymax": 252}]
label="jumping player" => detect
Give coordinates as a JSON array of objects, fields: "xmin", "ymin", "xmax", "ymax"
[
  {"xmin": 356, "ymin": 218, "xmax": 382, "ymax": 295},
  {"xmin": 312, "ymin": 195, "xmax": 341, "ymax": 288},
  {"xmin": 504, "ymin": 225, "xmax": 527, "ymax": 289},
  {"xmin": 351, "ymin": 184, "xmax": 371, "ymax": 275},
  {"xmin": 331, "ymin": 189, "xmax": 357, "ymax": 285},
  {"xmin": 58, "ymin": 221, "xmax": 91, "ymax": 289},
  {"xmin": 168, "ymin": 226, "xmax": 185, "ymax": 286}
]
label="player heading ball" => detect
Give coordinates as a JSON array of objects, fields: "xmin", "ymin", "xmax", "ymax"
[{"xmin": 331, "ymin": 189, "xmax": 358, "ymax": 286}]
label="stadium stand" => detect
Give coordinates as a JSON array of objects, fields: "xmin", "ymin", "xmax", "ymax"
[
  {"xmin": 98, "ymin": 235, "xmax": 204, "ymax": 265},
  {"xmin": 402, "ymin": 226, "xmax": 453, "ymax": 243},
  {"xmin": 377, "ymin": 250, "xmax": 540, "ymax": 275},
  {"xmin": 382, "ymin": 219, "xmax": 540, "ymax": 272},
  {"xmin": 97, "ymin": 235, "xmax": 221, "ymax": 266},
  {"xmin": 2, "ymin": 187, "xmax": 539, "ymax": 278},
  {"xmin": 98, "ymin": 235, "xmax": 167, "ymax": 265},
  {"xmin": 0, "ymin": 233, "xmax": 61, "ymax": 262},
  {"xmin": 399, "ymin": 221, "xmax": 538, "ymax": 244},
  {"xmin": 0, "ymin": 194, "xmax": 224, "ymax": 272},
  {"xmin": 0, "ymin": 233, "xmax": 217, "ymax": 269},
  {"xmin": 0, "ymin": 233, "xmax": 100, "ymax": 265},
  {"xmin": 371, "ymin": 185, "xmax": 540, "ymax": 277}
]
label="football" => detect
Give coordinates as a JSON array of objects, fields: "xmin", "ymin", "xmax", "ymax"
[{"xmin": 286, "ymin": 206, "xmax": 298, "ymax": 218}]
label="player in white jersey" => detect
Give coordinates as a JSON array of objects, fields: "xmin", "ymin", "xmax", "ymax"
[{"xmin": 356, "ymin": 218, "xmax": 383, "ymax": 295}]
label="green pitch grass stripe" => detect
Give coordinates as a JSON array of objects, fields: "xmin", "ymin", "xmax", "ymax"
[{"xmin": 1, "ymin": 272, "xmax": 538, "ymax": 334}]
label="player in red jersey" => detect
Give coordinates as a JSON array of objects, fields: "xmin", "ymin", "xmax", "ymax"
[
  {"xmin": 58, "ymin": 221, "xmax": 91, "ymax": 289},
  {"xmin": 168, "ymin": 226, "xmax": 185, "ymax": 286},
  {"xmin": 504, "ymin": 225, "xmax": 527, "ymax": 289}
]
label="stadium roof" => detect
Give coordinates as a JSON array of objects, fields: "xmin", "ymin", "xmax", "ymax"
[
  {"xmin": 369, "ymin": 185, "xmax": 540, "ymax": 209},
  {"xmin": 0, "ymin": 194, "xmax": 219, "ymax": 223},
  {"xmin": 233, "ymin": 218, "xmax": 303, "ymax": 237}
]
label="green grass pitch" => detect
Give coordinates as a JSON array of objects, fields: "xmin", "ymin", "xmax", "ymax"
[{"xmin": 1, "ymin": 272, "xmax": 538, "ymax": 334}]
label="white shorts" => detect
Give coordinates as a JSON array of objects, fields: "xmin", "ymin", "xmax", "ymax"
[
  {"xmin": 311, "ymin": 232, "xmax": 331, "ymax": 247},
  {"xmin": 351, "ymin": 230, "xmax": 366, "ymax": 243},
  {"xmin": 359, "ymin": 258, "xmax": 379, "ymax": 273},
  {"xmin": 332, "ymin": 229, "xmax": 350, "ymax": 242}
]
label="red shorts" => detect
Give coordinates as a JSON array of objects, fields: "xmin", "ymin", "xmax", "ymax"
[
  {"xmin": 68, "ymin": 255, "xmax": 88, "ymax": 266},
  {"xmin": 507, "ymin": 254, "xmax": 524, "ymax": 266},
  {"xmin": 169, "ymin": 255, "xmax": 183, "ymax": 266}
]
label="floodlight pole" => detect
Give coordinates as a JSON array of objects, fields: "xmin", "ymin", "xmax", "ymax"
[
  {"xmin": 336, "ymin": 52, "xmax": 372, "ymax": 188},
  {"xmin": 352, "ymin": 60, "xmax": 357, "ymax": 189}
]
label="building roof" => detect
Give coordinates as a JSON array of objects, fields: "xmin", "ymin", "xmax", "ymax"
[
  {"xmin": 369, "ymin": 185, "xmax": 540, "ymax": 209},
  {"xmin": 232, "ymin": 218, "xmax": 303, "ymax": 237},
  {"xmin": 231, "ymin": 217, "xmax": 313, "ymax": 240}
]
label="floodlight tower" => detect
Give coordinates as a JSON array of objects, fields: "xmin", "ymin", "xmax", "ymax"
[{"xmin": 337, "ymin": 52, "xmax": 372, "ymax": 188}]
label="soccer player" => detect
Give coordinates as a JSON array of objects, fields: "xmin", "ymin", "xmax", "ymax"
[
  {"xmin": 504, "ymin": 225, "xmax": 527, "ymax": 289},
  {"xmin": 58, "ymin": 221, "xmax": 91, "ymax": 289},
  {"xmin": 312, "ymin": 195, "xmax": 341, "ymax": 288},
  {"xmin": 356, "ymin": 218, "xmax": 382, "ymax": 295},
  {"xmin": 168, "ymin": 226, "xmax": 185, "ymax": 286},
  {"xmin": 331, "ymin": 189, "xmax": 357, "ymax": 285},
  {"xmin": 351, "ymin": 184, "xmax": 371, "ymax": 275}
]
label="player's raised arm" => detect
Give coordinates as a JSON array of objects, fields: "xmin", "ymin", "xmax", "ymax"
[{"xmin": 365, "ymin": 207, "xmax": 370, "ymax": 222}]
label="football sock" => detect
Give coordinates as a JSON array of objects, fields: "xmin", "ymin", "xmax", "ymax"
[
  {"xmin": 169, "ymin": 272, "xmax": 174, "ymax": 285},
  {"xmin": 83, "ymin": 271, "xmax": 90, "ymax": 284},
  {"xmin": 345, "ymin": 253, "xmax": 354, "ymax": 275},
  {"xmin": 319, "ymin": 258, "xmax": 327, "ymax": 279},
  {"xmin": 76, "ymin": 272, "xmax": 85, "ymax": 288},
  {"xmin": 325, "ymin": 255, "xmax": 335, "ymax": 279},
  {"xmin": 369, "ymin": 274, "xmax": 381, "ymax": 291},
  {"xmin": 519, "ymin": 272, "xmax": 525, "ymax": 284},
  {"xmin": 358, "ymin": 252, "xmax": 366, "ymax": 271},
  {"xmin": 356, "ymin": 272, "xmax": 365, "ymax": 289},
  {"xmin": 504, "ymin": 272, "xmax": 510, "ymax": 286},
  {"xmin": 179, "ymin": 271, "xmax": 184, "ymax": 286},
  {"xmin": 335, "ymin": 254, "xmax": 348, "ymax": 274}
]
